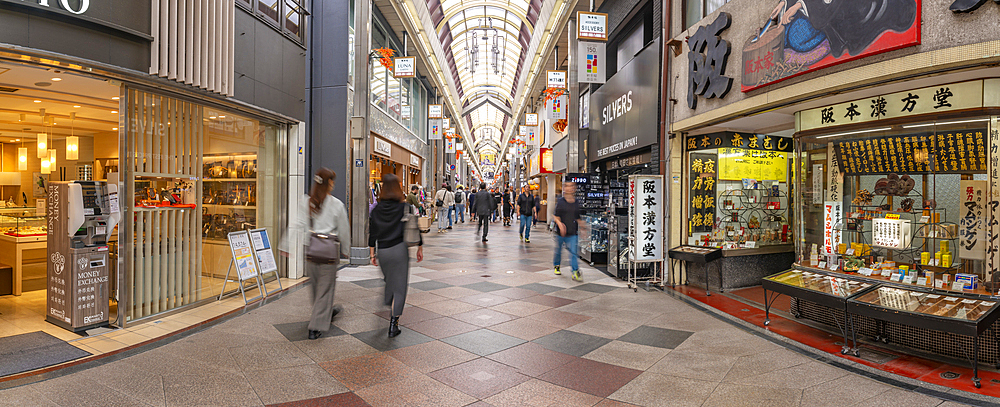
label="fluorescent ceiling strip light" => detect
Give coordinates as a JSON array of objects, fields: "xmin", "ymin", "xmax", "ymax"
[
  {"xmin": 816, "ymin": 127, "xmax": 892, "ymax": 139},
  {"xmin": 901, "ymin": 118, "xmax": 990, "ymax": 128}
]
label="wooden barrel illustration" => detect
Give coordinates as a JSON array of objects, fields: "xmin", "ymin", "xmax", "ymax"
[{"xmin": 742, "ymin": 24, "xmax": 785, "ymax": 89}]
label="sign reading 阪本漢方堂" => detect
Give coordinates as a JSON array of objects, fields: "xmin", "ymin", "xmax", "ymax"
[
  {"xmin": 799, "ymin": 80, "xmax": 991, "ymax": 132},
  {"xmin": 630, "ymin": 175, "xmax": 664, "ymax": 262},
  {"xmin": 577, "ymin": 11, "xmax": 608, "ymax": 41}
]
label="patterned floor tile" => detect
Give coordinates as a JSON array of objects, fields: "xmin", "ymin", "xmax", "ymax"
[
  {"xmin": 427, "ymin": 358, "xmax": 531, "ymax": 399},
  {"xmin": 616, "ymin": 325, "xmax": 694, "ymax": 350},
  {"xmin": 488, "ymin": 317, "xmax": 562, "ymax": 341},
  {"xmin": 456, "ymin": 292, "xmax": 514, "ymax": 307},
  {"xmin": 355, "ymin": 373, "xmax": 478, "ymax": 407},
  {"xmin": 404, "ymin": 317, "xmax": 480, "ymax": 340},
  {"xmin": 517, "ymin": 283, "xmax": 565, "ymax": 294},
  {"xmin": 319, "ymin": 353, "xmax": 418, "ymax": 391},
  {"xmin": 489, "ymin": 300, "xmax": 552, "ymax": 317},
  {"xmin": 351, "ymin": 327, "xmax": 435, "ymax": 352},
  {"xmin": 265, "ymin": 391, "xmax": 371, "ymax": 407},
  {"xmin": 539, "ymin": 358, "xmax": 643, "ymax": 398},
  {"xmin": 462, "ymin": 281, "xmax": 513, "ymax": 292},
  {"xmin": 374, "ymin": 306, "xmax": 443, "ymax": 325},
  {"xmin": 532, "ymin": 330, "xmax": 612, "ymax": 357},
  {"xmin": 409, "ymin": 281, "xmax": 454, "ymax": 292},
  {"xmin": 385, "ymin": 340, "xmax": 479, "ymax": 373},
  {"xmin": 440, "ymin": 329, "xmax": 527, "ymax": 356},
  {"xmin": 483, "ymin": 378, "xmax": 603, "ymax": 407},
  {"xmin": 451, "ymin": 308, "xmax": 518, "ymax": 327},
  {"xmin": 273, "ymin": 321, "xmax": 348, "ymax": 342},
  {"xmin": 417, "ymin": 299, "xmax": 483, "ymax": 316},
  {"xmin": 525, "ymin": 309, "xmax": 592, "ymax": 329},
  {"xmin": 485, "ymin": 342, "xmax": 579, "ymax": 377},
  {"xmin": 521, "ymin": 294, "xmax": 577, "ymax": 308}
]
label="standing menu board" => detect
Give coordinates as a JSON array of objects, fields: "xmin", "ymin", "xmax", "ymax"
[
  {"xmin": 249, "ymin": 229, "xmax": 278, "ymax": 273},
  {"xmin": 228, "ymin": 231, "xmax": 259, "ymax": 280}
]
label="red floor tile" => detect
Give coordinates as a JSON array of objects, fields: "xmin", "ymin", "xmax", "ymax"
[
  {"xmin": 266, "ymin": 392, "xmax": 371, "ymax": 407},
  {"xmin": 486, "ymin": 342, "xmax": 580, "ymax": 377},
  {"xmin": 538, "ymin": 358, "xmax": 642, "ymax": 398}
]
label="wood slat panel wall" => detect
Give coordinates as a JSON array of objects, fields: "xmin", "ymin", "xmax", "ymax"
[
  {"xmin": 125, "ymin": 89, "xmax": 204, "ymax": 321},
  {"xmin": 150, "ymin": 0, "xmax": 234, "ymax": 96}
]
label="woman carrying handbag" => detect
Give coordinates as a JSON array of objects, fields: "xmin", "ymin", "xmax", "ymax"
[
  {"xmin": 293, "ymin": 168, "xmax": 351, "ymax": 340},
  {"xmin": 369, "ymin": 174, "xmax": 423, "ymax": 338}
]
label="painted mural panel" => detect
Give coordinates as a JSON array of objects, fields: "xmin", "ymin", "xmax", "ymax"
[{"xmin": 741, "ymin": 0, "xmax": 921, "ymax": 92}]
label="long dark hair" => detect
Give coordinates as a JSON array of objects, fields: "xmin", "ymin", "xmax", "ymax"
[
  {"xmin": 309, "ymin": 168, "xmax": 335, "ymax": 215},
  {"xmin": 379, "ymin": 173, "xmax": 405, "ymax": 202}
]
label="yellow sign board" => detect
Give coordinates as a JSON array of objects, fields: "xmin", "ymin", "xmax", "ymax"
[{"xmin": 718, "ymin": 148, "xmax": 787, "ymax": 181}]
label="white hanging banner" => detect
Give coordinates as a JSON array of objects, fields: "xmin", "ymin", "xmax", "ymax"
[
  {"xmin": 443, "ymin": 117, "xmax": 451, "ymax": 128},
  {"xmin": 457, "ymin": 142, "xmax": 464, "ymax": 151},
  {"xmin": 527, "ymin": 126, "xmax": 539, "ymax": 146},
  {"xmin": 401, "ymin": 105, "xmax": 411, "ymax": 119},
  {"xmin": 960, "ymin": 179, "xmax": 987, "ymax": 260},
  {"xmin": 630, "ymin": 175, "xmax": 664, "ymax": 262},
  {"xmin": 428, "ymin": 104, "xmax": 443, "ymax": 119},
  {"xmin": 547, "ymin": 95, "xmax": 568, "ymax": 120},
  {"xmin": 578, "ymin": 41, "xmax": 606, "ymax": 84},
  {"xmin": 446, "ymin": 137, "xmax": 456, "ymax": 153},
  {"xmin": 577, "ymin": 11, "xmax": 608, "ymax": 41},
  {"xmin": 823, "ymin": 201, "xmax": 843, "ymax": 255},
  {"xmin": 428, "ymin": 119, "xmax": 443, "ymax": 140}
]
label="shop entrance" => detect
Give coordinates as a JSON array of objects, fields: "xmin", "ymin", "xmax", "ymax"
[{"xmin": 0, "ymin": 60, "xmax": 120, "ymax": 340}]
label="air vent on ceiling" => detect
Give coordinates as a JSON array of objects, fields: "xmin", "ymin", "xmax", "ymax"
[{"xmin": 0, "ymin": 86, "xmax": 18, "ymax": 93}]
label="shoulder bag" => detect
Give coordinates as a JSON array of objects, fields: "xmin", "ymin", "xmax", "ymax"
[
  {"xmin": 402, "ymin": 205, "xmax": 421, "ymax": 247},
  {"xmin": 306, "ymin": 212, "xmax": 340, "ymax": 264}
]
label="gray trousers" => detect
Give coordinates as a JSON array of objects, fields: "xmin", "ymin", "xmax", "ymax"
[
  {"xmin": 377, "ymin": 242, "xmax": 410, "ymax": 316},
  {"xmin": 307, "ymin": 260, "xmax": 339, "ymax": 332}
]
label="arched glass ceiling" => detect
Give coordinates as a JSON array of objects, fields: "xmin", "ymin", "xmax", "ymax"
[{"xmin": 432, "ymin": 0, "xmax": 541, "ymax": 155}]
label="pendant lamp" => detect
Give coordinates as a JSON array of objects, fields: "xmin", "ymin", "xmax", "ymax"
[
  {"xmin": 37, "ymin": 133, "xmax": 47, "ymax": 158},
  {"xmin": 40, "ymin": 150, "xmax": 50, "ymax": 174},
  {"xmin": 67, "ymin": 113, "xmax": 78, "ymax": 160}
]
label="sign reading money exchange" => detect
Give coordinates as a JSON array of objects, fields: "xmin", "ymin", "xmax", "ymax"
[{"xmin": 589, "ymin": 39, "xmax": 659, "ymax": 161}]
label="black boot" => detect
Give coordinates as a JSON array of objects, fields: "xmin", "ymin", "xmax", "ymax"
[
  {"xmin": 949, "ymin": 0, "xmax": 989, "ymax": 12},
  {"xmin": 388, "ymin": 316, "xmax": 402, "ymax": 338}
]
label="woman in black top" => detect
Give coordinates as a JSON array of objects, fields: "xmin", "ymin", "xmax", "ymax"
[{"xmin": 369, "ymin": 174, "xmax": 423, "ymax": 337}]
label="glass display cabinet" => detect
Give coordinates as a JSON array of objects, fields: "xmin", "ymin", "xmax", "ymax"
[
  {"xmin": 0, "ymin": 207, "xmax": 46, "ymax": 238},
  {"xmin": 580, "ymin": 214, "xmax": 608, "ymax": 265}
]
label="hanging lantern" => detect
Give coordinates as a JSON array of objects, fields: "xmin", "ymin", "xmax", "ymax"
[
  {"xmin": 40, "ymin": 150, "xmax": 50, "ymax": 174},
  {"xmin": 18, "ymin": 148, "xmax": 27, "ymax": 171},
  {"xmin": 37, "ymin": 133, "xmax": 47, "ymax": 158},
  {"xmin": 48, "ymin": 149, "xmax": 56, "ymax": 169},
  {"xmin": 66, "ymin": 136, "xmax": 79, "ymax": 161}
]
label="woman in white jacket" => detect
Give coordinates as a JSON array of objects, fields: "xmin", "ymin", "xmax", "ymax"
[
  {"xmin": 433, "ymin": 184, "xmax": 455, "ymax": 232},
  {"xmin": 292, "ymin": 168, "xmax": 351, "ymax": 340}
]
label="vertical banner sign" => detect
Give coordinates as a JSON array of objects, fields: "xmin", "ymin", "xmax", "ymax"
[
  {"xmin": 446, "ymin": 137, "xmax": 456, "ymax": 153},
  {"xmin": 823, "ymin": 201, "xmax": 843, "ymax": 255},
  {"xmin": 428, "ymin": 104, "xmax": 443, "ymax": 119},
  {"xmin": 525, "ymin": 113, "xmax": 539, "ymax": 126},
  {"xmin": 528, "ymin": 126, "xmax": 538, "ymax": 146},
  {"xmin": 689, "ymin": 153, "xmax": 716, "ymax": 234},
  {"xmin": 228, "ymin": 231, "xmax": 260, "ymax": 280},
  {"xmin": 960, "ymin": 180, "xmax": 987, "ymax": 260},
  {"xmin": 826, "ymin": 144, "xmax": 842, "ymax": 203},
  {"xmin": 546, "ymin": 70, "xmax": 567, "ymax": 89},
  {"xmin": 577, "ymin": 11, "xmax": 608, "ymax": 41},
  {"xmin": 393, "ymin": 56, "xmax": 416, "ymax": 78},
  {"xmin": 812, "ymin": 163, "xmax": 824, "ymax": 204},
  {"xmin": 631, "ymin": 175, "xmax": 664, "ymax": 262},
  {"xmin": 519, "ymin": 125, "xmax": 528, "ymax": 142},
  {"xmin": 456, "ymin": 142, "xmax": 464, "ymax": 151},
  {"xmin": 548, "ymin": 95, "xmax": 568, "ymax": 120},
  {"xmin": 578, "ymin": 41, "xmax": 606, "ymax": 84},
  {"xmin": 990, "ymin": 117, "xmax": 1000, "ymax": 283},
  {"xmin": 445, "ymin": 127, "xmax": 455, "ymax": 137},
  {"xmin": 428, "ymin": 119, "xmax": 443, "ymax": 140},
  {"xmin": 443, "ymin": 117, "xmax": 451, "ymax": 128}
]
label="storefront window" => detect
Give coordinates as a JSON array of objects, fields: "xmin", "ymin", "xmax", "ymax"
[
  {"xmin": 797, "ymin": 118, "xmax": 990, "ymax": 293},
  {"xmin": 685, "ymin": 0, "xmax": 729, "ymax": 29},
  {"xmin": 371, "ymin": 63, "xmax": 387, "ymax": 111},
  {"xmin": 284, "ymin": 0, "xmax": 306, "ymax": 42},
  {"xmin": 386, "ymin": 71, "xmax": 401, "ymax": 120},
  {"xmin": 123, "ymin": 88, "xmax": 287, "ymax": 321},
  {"xmin": 258, "ymin": 0, "xmax": 280, "ymax": 24},
  {"xmin": 685, "ymin": 132, "xmax": 794, "ymax": 250}
]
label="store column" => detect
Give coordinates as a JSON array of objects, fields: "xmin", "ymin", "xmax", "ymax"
[
  {"xmin": 350, "ymin": 0, "xmax": 372, "ymax": 265},
  {"xmin": 567, "ymin": 17, "xmax": 582, "ymax": 173}
]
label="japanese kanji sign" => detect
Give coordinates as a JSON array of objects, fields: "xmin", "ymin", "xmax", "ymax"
[
  {"xmin": 831, "ymin": 130, "xmax": 986, "ymax": 175},
  {"xmin": 630, "ymin": 175, "xmax": 663, "ymax": 262},
  {"xmin": 686, "ymin": 132, "xmax": 792, "ymax": 153},
  {"xmin": 823, "ymin": 201, "xmax": 843, "ymax": 255},
  {"xmin": 689, "ymin": 153, "xmax": 716, "ymax": 234},
  {"xmin": 525, "ymin": 113, "xmax": 539, "ymax": 126},
  {"xmin": 578, "ymin": 41, "xmax": 606, "ymax": 84},
  {"xmin": 799, "ymin": 80, "xmax": 985, "ymax": 132},
  {"xmin": 959, "ymin": 179, "xmax": 986, "ymax": 260},
  {"xmin": 987, "ymin": 117, "xmax": 1000, "ymax": 284},
  {"xmin": 547, "ymin": 70, "xmax": 567, "ymax": 89},
  {"xmin": 687, "ymin": 12, "xmax": 733, "ymax": 109}
]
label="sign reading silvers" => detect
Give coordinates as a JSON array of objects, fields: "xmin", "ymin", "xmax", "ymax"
[
  {"xmin": 687, "ymin": 13, "xmax": 733, "ymax": 109},
  {"xmin": 630, "ymin": 175, "xmax": 664, "ymax": 262},
  {"xmin": 589, "ymin": 39, "xmax": 659, "ymax": 160},
  {"xmin": 577, "ymin": 11, "xmax": 608, "ymax": 41}
]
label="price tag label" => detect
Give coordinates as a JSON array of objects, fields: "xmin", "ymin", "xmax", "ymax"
[
  {"xmin": 945, "ymin": 296, "xmax": 960, "ymax": 302},
  {"xmin": 926, "ymin": 294, "xmax": 941, "ymax": 299},
  {"xmin": 962, "ymin": 299, "xmax": 978, "ymax": 304},
  {"xmin": 919, "ymin": 215, "xmax": 930, "ymax": 223},
  {"xmin": 885, "ymin": 213, "xmax": 901, "ymax": 220},
  {"xmin": 935, "ymin": 280, "xmax": 945, "ymax": 289},
  {"xmin": 858, "ymin": 267, "xmax": 873, "ymax": 276},
  {"xmin": 846, "ymin": 248, "xmax": 855, "ymax": 256},
  {"xmin": 902, "ymin": 275, "xmax": 914, "ymax": 284},
  {"xmin": 744, "ymin": 241, "xmax": 756, "ymax": 249},
  {"xmin": 982, "ymin": 301, "xmax": 996, "ymax": 307},
  {"xmin": 916, "ymin": 277, "xmax": 927, "ymax": 286},
  {"xmin": 830, "ymin": 263, "xmax": 840, "ymax": 271},
  {"xmin": 818, "ymin": 261, "xmax": 827, "ymax": 269},
  {"xmin": 952, "ymin": 282, "xmax": 965, "ymax": 291}
]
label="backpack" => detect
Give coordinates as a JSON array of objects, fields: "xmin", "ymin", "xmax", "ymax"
[{"xmin": 455, "ymin": 191, "xmax": 464, "ymax": 204}]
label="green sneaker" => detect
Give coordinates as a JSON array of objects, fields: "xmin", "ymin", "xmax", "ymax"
[
  {"xmin": 571, "ymin": 270, "xmax": 582, "ymax": 282},
  {"xmin": 554, "ymin": 266, "xmax": 561, "ymax": 275}
]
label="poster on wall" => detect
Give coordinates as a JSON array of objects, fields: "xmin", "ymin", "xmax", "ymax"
[
  {"xmin": 823, "ymin": 201, "xmax": 843, "ymax": 255},
  {"xmin": 741, "ymin": 0, "xmax": 921, "ymax": 92},
  {"xmin": 630, "ymin": 175, "xmax": 664, "ymax": 262},
  {"xmin": 33, "ymin": 172, "xmax": 46, "ymax": 198},
  {"xmin": 960, "ymin": 180, "xmax": 986, "ymax": 260},
  {"xmin": 717, "ymin": 148, "xmax": 786, "ymax": 181}
]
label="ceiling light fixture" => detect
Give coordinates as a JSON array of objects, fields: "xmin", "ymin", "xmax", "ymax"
[
  {"xmin": 464, "ymin": 6, "xmax": 506, "ymax": 77},
  {"xmin": 37, "ymin": 133, "xmax": 47, "ymax": 158},
  {"xmin": 73, "ymin": 105, "xmax": 81, "ymax": 108},
  {"xmin": 33, "ymin": 100, "xmax": 41, "ymax": 103},
  {"xmin": 51, "ymin": 77, "xmax": 62, "ymax": 82}
]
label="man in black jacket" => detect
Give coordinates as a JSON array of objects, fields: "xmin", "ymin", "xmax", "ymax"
[
  {"xmin": 474, "ymin": 182, "xmax": 496, "ymax": 242},
  {"xmin": 516, "ymin": 186, "xmax": 535, "ymax": 243}
]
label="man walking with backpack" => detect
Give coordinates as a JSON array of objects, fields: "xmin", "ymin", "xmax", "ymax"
[{"xmin": 454, "ymin": 186, "xmax": 466, "ymax": 223}]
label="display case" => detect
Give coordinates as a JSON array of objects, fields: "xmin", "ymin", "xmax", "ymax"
[
  {"xmin": 847, "ymin": 285, "xmax": 1000, "ymax": 387},
  {"xmin": 0, "ymin": 207, "xmax": 46, "ymax": 238},
  {"xmin": 202, "ymin": 153, "xmax": 258, "ymax": 243},
  {"xmin": 580, "ymin": 214, "xmax": 608, "ymax": 265}
]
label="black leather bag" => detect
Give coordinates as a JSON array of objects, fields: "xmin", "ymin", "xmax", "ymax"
[{"xmin": 306, "ymin": 217, "xmax": 340, "ymax": 264}]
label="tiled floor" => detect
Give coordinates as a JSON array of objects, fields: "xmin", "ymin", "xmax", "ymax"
[{"xmin": 0, "ymin": 220, "xmax": 990, "ymax": 406}]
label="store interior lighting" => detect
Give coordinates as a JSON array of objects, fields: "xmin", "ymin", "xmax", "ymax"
[{"xmin": 37, "ymin": 133, "xmax": 47, "ymax": 157}]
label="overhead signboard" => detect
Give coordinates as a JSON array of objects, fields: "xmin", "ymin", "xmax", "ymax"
[
  {"xmin": 443, "ymin": 117, "xmax": 451, "ymax": 128},
  {"xmin": 429, "ymin": 119, "xmax": 443, "ymax": 140},
  {"xmin": 445, "ymin": 127, "xmax": 455, "ymax": 135},
  {"xmin": 548, "ymin": 95, "xmax": 567, "ymax": 120},
  {"xmin": 577, "ymin": 11, "xmax": 608, "ymax": 41},
  {"xmin": 547, "ymin": 70, "xmax": 567, "ymax": 89},
  {"xmin": 578, "ymin": 41, "xmax": 606, "ymax": 84},
  {"xmin": 374, "ymin": 137, "xmax": 392, "ymax": 157},
  {"xmin": 393, "ymin": 56, "xmax": 415, "ymax": 78},
  {"xmin": 446, "ymin": 138, "xmax": 456, "ymax": 153},
  {"xmin": 428, "ymin": 104, "xmax": 443, "ymax": 119},
  {"xmin": 589, "ymin": 39, "xmax": 659, "ymax": 160},
  {"xmin": 525, "ymin": 113, "xmax": 539, "ymax": 126}
]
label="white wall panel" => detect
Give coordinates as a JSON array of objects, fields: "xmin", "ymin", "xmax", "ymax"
[{"xmin": 151, "ymin": 0, "xmax": 234, "ymax": 96}]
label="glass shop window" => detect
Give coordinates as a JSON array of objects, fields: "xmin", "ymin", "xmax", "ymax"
[
  {"xmin": 685, "ymin": 132, "xmax": 794, "ymax": 250},
  {"xmin": 798, "ymin": 118, "xmax": 991, "ymax": 292}
]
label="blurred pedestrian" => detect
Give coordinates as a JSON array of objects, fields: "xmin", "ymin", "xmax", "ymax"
[
  {"xmin": 553, "ymin": 181, "xmax": 583, "ymax": 281},
  {"xmin": 369, "ymin": 174, "xmax": 423, "ymax": 338}
]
